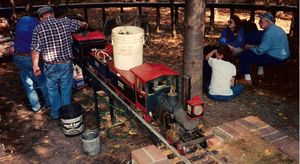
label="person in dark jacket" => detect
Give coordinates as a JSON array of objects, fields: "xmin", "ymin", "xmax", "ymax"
[{"xmin": 13, "ymin": 11, "xmax": 49, "ymax": 112}]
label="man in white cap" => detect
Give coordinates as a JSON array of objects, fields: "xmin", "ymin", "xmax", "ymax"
[
  {"xmin": 31, "ymin": 6, "xmax": 87, "ymax": 120},
  {"xmin": 237, "ymin": 12, "xmax": 290, "ymax": 85}
]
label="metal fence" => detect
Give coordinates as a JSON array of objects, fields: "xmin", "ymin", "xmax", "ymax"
[{"xmin": 0, "ymin": 2, "xmax": 298, "ymax": 36}]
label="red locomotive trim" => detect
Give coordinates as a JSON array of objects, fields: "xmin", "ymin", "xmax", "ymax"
[
  {"xmin": 187, "ymin": 96, "xmax": 204, "ymax": 105},
  {"xmin": 135, "ymin": 100, "xmax": 147, "ymax": 113},
  {"xmin": 73, "ymin": 31, "xmax": 106, "ymax": 41},
  {"xmin": 107, "ymin": 61, "xmax": 136, "ymax": 88},
  {"xmin": 108, "ymin": 82, "xmax": 135, "ymax": 105},
  {"xmin": 130, "ymin": 63, "xmax": 179, "ymax": 83}
]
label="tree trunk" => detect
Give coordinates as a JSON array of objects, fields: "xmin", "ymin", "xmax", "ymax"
[{"xmin": 183, "ymin": 0, "xmax": 205, "ymax": 98}]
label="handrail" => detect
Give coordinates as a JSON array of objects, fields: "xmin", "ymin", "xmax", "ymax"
[
  {"xmin": 0, "ymin": 2, "xmax": 298, "ymax": 36},
  {"xmin": 0, "ymin": 2, "xmax": 297, "ymax": 13}
]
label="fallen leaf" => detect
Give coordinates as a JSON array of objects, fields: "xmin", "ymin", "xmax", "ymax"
[
  {"xmin": 129, "ymin": 130, "xmax": 136, "ymax": 135},
  {"xmin": 258, "ymin": 91, "xmax": 264, "ymax": 95},
  {"xmin": 114, "ymin": 144, "xmax": 120, "ymax": 148},
  {"xmin": 264, "ymin": 148, "xmax": 271, "ymax": 156}
]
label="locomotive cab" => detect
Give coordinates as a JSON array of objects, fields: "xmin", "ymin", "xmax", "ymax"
[{"xmin": 131, "ymin": 63, "xmax": 179, "ymax": 122}]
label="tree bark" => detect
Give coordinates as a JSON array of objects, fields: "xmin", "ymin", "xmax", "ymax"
[{"xmin": 183, "ymin": 0, "xmax": 205, "ymax": 98}]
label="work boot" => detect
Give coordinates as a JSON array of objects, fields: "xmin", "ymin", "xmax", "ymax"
[{"xmin": 236, "ymin": 79, "xmax": 252, "ymax": 85}]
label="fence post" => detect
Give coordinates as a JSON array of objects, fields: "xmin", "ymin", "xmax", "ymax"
[
  {"xmin": 84, "ymin": 7, "xmax": 88, "ymax": 22},
  {"xmin": 290, "ymin": 11, "xmax": 299, "ymax": 37},
  {"xmin": 209, "ymin": 7, "xmax": 215, "ymax": 32},
  {"xmin": 230, "ymin": 8, "xmax": 234, "ymax": 17},
  {"xmin": 156, "ymin": 6, "xmax": 160, "ymax": 32},
  {"xmin": 175, "ymin": 6, "xmax": 178, "ymax": 25},
  {"xmin": 250, "ymin": 10, "xmax": 255, "ymax": 22},
  {"xmin": 170, "ymin": 0, "xmax": 177, "ymax": 38},
  {"xmin": 271, "ymin": 10, "xmax": 276, "ymax": 22},
  {"xmin": 102, "ymin": 7, "xmax": 106, "ymax": 26},
  {"xmin": 138, "ymin": 6, "xmax": 142, "ymax": 15}
]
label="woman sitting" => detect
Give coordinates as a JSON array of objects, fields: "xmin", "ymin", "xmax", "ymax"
[{"xmin": 219, "ymin": 15, "xmax": 245, "ymax": 56}]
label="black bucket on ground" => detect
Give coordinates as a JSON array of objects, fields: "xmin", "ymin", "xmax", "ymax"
[{"xmin": 59, "ymin": 104, "xmax": 85, "ymax": 136}]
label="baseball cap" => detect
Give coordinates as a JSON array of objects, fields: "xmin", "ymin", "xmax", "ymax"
[
  {"xmin": 260, "ymin": 12, "xmax": 275, "ymax": 22},
  {"xmin": 37, "ymin": 6, "xmax": 54, "ymax": 17}
]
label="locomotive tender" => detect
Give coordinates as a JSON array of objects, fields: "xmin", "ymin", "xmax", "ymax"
[{"xmin": 72, "ymin": 29, "xmax": 206, "ymax": 153}]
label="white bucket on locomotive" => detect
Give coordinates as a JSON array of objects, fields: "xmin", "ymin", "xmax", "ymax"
[{"xmin": 112, "ymin": 26, "xmax": 144, "ymax": 70}]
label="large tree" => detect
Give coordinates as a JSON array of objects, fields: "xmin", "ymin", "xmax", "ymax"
[{"xmin": 183, "ymin": 0, "xmax": 205, "ymax": 97}]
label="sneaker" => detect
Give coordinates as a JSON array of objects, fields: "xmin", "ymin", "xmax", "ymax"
[
  {"xmin": 33, "ymin": 105, "xmax": 49, "ymax": 113},
  {"xmin": 33, "ymin": 108, "xmax": 42, "ymax": 113},
  {"xmin": 236, "ymin": 79, "xmax": 252, "ymax": 85}
]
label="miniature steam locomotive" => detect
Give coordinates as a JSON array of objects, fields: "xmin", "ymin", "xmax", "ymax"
[{"xmin": 72, "ymin": 29, "xmax": 206, "ymax": 153}]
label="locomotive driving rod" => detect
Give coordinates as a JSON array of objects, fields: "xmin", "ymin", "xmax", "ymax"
[{"xmin": 85, "ymin": 67, "xmax": 191, "ymax": 164}]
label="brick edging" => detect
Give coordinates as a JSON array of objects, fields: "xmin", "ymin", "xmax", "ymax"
[{"xmin": 204, "ymin": 115, "xmax": 299, "ymax": 161}]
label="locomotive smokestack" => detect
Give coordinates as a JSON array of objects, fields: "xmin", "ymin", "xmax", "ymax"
[{"xmin": 182, "ymin": 75, "xmax": 191, "ymax": 110}]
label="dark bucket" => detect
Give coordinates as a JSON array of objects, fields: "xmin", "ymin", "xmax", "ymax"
[{"xmin": 59, "ymin": 104, "xmax": 85, "ymax": 136}]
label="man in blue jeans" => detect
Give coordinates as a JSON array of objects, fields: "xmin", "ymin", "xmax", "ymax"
[
  {"xmin": 13, "ymin": 12, "xmax": 49, "ymax": 112},
  {"xmin": 31, "ymin": 6, "xmax": 87, "ymax": 119},
  {"xmin": 237, "ymin": 12, "xmax": 290, "ymax": 85}
]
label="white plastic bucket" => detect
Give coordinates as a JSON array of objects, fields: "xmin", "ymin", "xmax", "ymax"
[{"xmin": 112, "ymin": 26, "xmax": 144, "ymax": 70}]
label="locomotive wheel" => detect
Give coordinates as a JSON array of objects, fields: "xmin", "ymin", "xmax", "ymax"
[{"xmin": 163, "ymin": 113, "xmax": 173, "ymax": 129}]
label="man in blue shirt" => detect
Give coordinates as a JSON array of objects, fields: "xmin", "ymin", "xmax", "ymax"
[
  {"xmin": 237, "ymin": 12, "xmax": 290, "ymax": 85},
  {"xmin": 13, "ymin": 11, "xmax": 49, "ymax": 112}
]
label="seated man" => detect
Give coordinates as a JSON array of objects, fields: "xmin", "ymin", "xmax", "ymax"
[
  {"xmin": 238, "ymin": 12, "xmax": 290, "ymax": 85},
  {"xmin": 204, "ymin": 45, "xmax": 244, "ymax": 101}
]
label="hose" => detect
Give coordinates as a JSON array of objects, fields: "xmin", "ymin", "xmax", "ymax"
[{"xmin": 98, "ymin": 96, "xmax": 136, "ymax": 140}]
